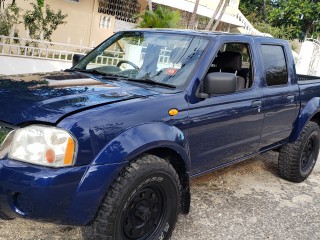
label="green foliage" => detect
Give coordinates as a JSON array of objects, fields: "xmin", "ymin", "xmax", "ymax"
[
  {"xmin": 240, "ymin": 0, "xmax": 320, "ymax": 39},
  {"xmin": 23, "ymin": 3, "xmax": 68, "ymax": 41},
  {"xmin": 255, "ymin": 21, "xmax": 296, "ymax": 39},
  {"xmin": 240, "ymin": 0, "xmax": 269, "ymax": 22},
  {"xmin": 0, "ymin": 5, "xmax": 20, "ymax": 36},
  {"xmin": 37, "ymin": 0, "xmax": 44, "ymax": 8},
  {"xmin": 137, "ymin": 6, "xmax": 181, "ymax": 28},
  {"xmin": 268, "ymin": 0, "xmax": 320, "ymax": 39}
]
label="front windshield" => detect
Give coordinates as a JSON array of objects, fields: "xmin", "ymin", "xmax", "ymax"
[{"xmin": 73, "ymin": 31, "xmax": 210, "ymax": 86}]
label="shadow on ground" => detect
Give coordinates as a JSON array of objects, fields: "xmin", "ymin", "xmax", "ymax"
[{"xmin": 0, "ymin": 151, "xmax": 319, "ymax": 240}]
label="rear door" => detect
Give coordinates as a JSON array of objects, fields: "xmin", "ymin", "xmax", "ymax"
[{"xmin": 258, "ymin": 42, "xmax": 299, "ymax": 148}]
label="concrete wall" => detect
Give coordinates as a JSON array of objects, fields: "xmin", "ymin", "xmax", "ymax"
[
  {"xmin": 0, "ymin": 56, "xmax": 72, "ymax": 75},
  {"xmin": 4, "ymin": 0, "xmax": 239, "ymax": 48},
  {"xmin": 4, "ymin": 0, "xmax": 147, "ymax": 47}
]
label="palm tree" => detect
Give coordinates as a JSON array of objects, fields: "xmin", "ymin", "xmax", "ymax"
[
  {"xmin": 148, "ymin": 0, "xmax": 153, "ymax": 12},
  {"xmin": 212, "ymin": 0, "xmax": 228, "ymax": 31},
  {"xmin": 137, "ymin": 6, "xmax": 181, "ymax": 29},
  {"xmin": 189, "ymin": 0, "xmax": 200, "ymax": 29},
  {"xmin": 205, "ymin": 0, "xmax": 224, "ymax": 30}
]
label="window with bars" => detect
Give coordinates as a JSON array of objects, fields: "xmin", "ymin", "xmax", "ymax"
[{"xmin": 98, "ymin": 0, "xmax": 141, "ymax": 23}]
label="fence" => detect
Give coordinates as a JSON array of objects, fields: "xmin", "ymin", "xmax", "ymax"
[{"xmin": 0, "ymin": 35, "xmax": 93, "ymax": 62}]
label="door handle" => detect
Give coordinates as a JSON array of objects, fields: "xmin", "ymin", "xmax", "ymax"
[
  {"xmin": 287, "ymin": 95, "xmax": 295, "ymax": 101},
  {"xmin": 252, "ymin": 100, "xmax": 262, "ymax": 107}
]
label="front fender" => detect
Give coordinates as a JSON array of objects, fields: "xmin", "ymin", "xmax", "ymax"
[
  {"xmin": 67, "ymin": 123, "xmax": 190, "ymax": 224},
  {"xmin": 290, "ymin": 97, "xmax": 320, "ymax": 142},
  {"xmin": 92, "ymin": 122, "xmax": 190, "ymax": 170}
]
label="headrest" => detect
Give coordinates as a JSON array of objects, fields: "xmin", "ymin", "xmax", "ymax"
[
  {"xmin": 170, "ymin": 48, "xmax": 188, "ymax": 64},
  {"xmin": 215, "ymin": 51, "xmax": 242, "ymax": 72}
]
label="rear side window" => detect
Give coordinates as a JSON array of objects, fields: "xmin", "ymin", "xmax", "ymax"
[{"xmin": 261, "ymin": 45, "xmax": 288, "ymax": 86}]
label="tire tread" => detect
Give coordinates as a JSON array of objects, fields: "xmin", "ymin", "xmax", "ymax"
[
  {"xmin": 82, "ymin": 154, "xmax": 181, "ymax": 240},
  {"xmin": 278, "ymin": 121, "xmax": 319, "ymax": 183}
]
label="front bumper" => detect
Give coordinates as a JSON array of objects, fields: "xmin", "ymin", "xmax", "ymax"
[
  {"xmin": 0, "ymin": 158, "xmax": 126, "ymax": 225},
  {"xmin": 0, "ymin": 159, "xmax": 88, "ymax": 224}
]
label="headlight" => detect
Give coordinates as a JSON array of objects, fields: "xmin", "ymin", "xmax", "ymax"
[{"xmin": 8, "ymin": 125, "xmax": 77, "ymax": 167}]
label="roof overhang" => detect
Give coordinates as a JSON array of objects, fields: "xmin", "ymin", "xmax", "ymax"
[{"xmin": 151, "ymin": 0, "xmax": 244, "ymax": 27}]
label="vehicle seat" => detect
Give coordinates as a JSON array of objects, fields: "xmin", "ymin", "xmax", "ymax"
[
  {"xmin": 215, "ymin": 51, "xmax": 245, "ymax": 91},
  {"xmin": 136, "ymin": 44, "xmax": 161, "ymax": 78}
]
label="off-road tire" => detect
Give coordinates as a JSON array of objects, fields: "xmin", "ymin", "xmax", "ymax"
[
  {"xmin": 82, "ymin": 154, "xmax": 181, "ymax": 240},
  {"xmin": 278, "ymin": 121, "xmax": 320, "ymax": 183}
]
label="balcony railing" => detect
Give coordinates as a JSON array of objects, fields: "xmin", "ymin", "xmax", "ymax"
[{"xmin": 0, "ymin": 35, "xmax": 93, "ymax": 62}]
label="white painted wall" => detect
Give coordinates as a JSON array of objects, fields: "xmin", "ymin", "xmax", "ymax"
[
  {"xmin": 296, "ymin": 41, "xmax": 315, "ymax": 75},
  {"xmin": 0, "ymin": 56, "xmax": 73, "ymax": 75}
]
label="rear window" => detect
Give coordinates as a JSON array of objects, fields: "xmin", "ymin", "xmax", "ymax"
[{"xmin": 261, "ymin": 45, "xmax": 288, "ymax": 86}]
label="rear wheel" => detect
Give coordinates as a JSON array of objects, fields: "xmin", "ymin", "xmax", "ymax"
[
  {"xmin": 82, "ymin": 154, "xmax": 181, "ymax": 240},
  {"xmin": 278, "ymin": 121, "xmax": 320, "ymax": 182}
]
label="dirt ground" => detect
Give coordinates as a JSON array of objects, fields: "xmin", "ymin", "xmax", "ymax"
[{"xmin": 1, "ymin": 151, "xmax": 320, "ymax": 240}]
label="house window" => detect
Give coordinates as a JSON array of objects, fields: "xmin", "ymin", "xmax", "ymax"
[
  {"xmin": 98, "ymin": 0, "xmax": 141, "ymax": 23},
  {"xmin": 66, "ymin": 0, "xmax": 80, "ymax": 2}
]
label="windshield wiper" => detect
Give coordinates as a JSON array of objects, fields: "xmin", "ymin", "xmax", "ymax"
[
  {"xmin": 66, "ymin": 69, "xmax": 123, "ymax": 79},
  {"xmin": 65, "ymin": 69, "xmax": 175, "ymax": 88},
  {"xmin": 70, "ymin": 68, "xmax": 108, "ymax": 75},
  {"xmin": 121, "ymin": 78, "xmax": 176, "ymax": 89}
]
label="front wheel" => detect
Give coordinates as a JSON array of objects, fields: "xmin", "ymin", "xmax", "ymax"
[
  {"xmin": 82, "ymin": 154, "xmax": 181, "ymax": 240},
  {"xmin": 278, "ymin": 121, "xmax": 320, "ymax": 183}
]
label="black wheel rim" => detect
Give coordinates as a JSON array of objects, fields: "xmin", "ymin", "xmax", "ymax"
[
  {"xmin": 122, "ymin": 187, "xmax": 165, "ymax": 240},
  {"xmin": 301, "ymin": 135, "xmax": 316, "ymax": 172}
]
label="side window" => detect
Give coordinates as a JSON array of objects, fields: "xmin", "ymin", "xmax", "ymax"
[
  {"xmin": 209, "ymin": 42, "xmax": 254, "ymax": 90},
  {"xmin": 261, "ymin": 45, "xmax": 288, "ymax": 86}
]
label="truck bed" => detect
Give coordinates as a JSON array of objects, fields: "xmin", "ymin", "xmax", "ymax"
[{"xmin": 297, "ymin": 74, "xmax": 320, "ymax": 82}]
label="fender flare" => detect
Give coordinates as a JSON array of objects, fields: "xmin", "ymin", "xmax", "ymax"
[
  {"xmin": 67, "ymin": 123, "xmax": 190, "ymax": 224},
  {"xmin": 92, "ymin": 122, "xmax": 190, "ymax": 171},
  {"xmin": 290, "ymin": 97, "xmax": 320, "ymax": 142}
]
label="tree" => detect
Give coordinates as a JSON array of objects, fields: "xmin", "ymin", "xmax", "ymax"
[
  {"xmin": 268, "ymin": 0, "xmax": 320, "ymax": 39},
  {"xmin": 205, "ymin": 0, "xmax": 224, "ymax": 30},
  {"xmin": 189, "ymin": 0, "xmax": 200, "ymax": 29},
  {"xmin": 0, "ymin": 4, "xmax": 20, "ymax": 36},
  {"xmin": 239, "ymin": 0, "xmax": 267, "ymax": 23},
  {"xmin": 137, "ymin": 6, "xmax": 180, "ymax": 28},
  {"xmin": 23, "ymin": 3, "xmax": 68, "ymax": 41},
  {"xmin": 240, "ymin": 0, "xmax": 320, "ymax": 39}
]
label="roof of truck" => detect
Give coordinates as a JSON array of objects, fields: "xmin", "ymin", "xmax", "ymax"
[{"xmin": 124, "ymin": 28, "xmax": 275, "ymax": 39}]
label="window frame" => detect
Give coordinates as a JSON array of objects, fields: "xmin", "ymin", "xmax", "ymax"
[
  {"xmin": 260, "ymin": 44, "xmax": 289, "ymax": 88},
  {"xmin": 205, "ymin": 41, "xmax": 256, "ymax": 96}
]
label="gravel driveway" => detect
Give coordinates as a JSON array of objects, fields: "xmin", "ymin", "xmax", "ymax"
[{"xmin": 1, "ymin": 151, "xmax": 319, "ymax": 240}]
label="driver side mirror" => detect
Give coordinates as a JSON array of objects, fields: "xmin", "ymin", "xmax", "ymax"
[
  {"xmin": 72, "ymin": 54, "xmax": 85, "ymax": 66},
  {"xmin": 197, "ymin": 72, "xmax": 237, "ymax": 98}
]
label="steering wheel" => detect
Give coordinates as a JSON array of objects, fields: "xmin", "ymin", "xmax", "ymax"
[{"xmin": 117, "ymin": 60, "xmax": 139, "ymax": 70}]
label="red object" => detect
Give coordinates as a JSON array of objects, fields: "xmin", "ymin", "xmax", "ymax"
[{"xmin": 165, "ymin": 68, "xmax": 178, "ymax": 75}]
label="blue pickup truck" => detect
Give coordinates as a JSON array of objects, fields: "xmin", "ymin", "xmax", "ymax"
[{"xmin": 1, "ymin": 29, "xmax": 320, "ymax": 239}]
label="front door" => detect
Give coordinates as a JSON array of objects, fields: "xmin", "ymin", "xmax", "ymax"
[{"xmin": 189, "ymin": 41, "xmax": 264, "ymax": 175}]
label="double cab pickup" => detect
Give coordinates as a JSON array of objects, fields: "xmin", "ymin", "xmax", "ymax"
[{"xmin": 1, "ymin": 30, "xmax": 320, "ymax": 239}]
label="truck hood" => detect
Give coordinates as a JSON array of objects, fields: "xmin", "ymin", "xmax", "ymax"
[{"xmin": 0, "ymin": 72, "xmax": 160, "ymax": 125}]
